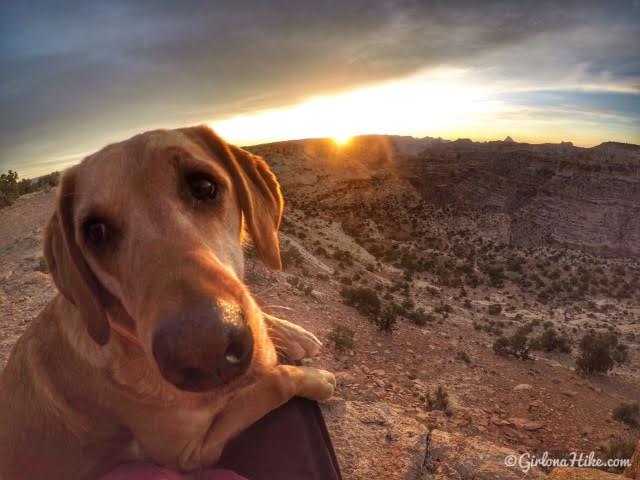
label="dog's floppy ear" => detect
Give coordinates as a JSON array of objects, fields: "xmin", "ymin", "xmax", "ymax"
[
  {"xmin": 44, "ymin": 168, "xmax": 110, "ymax": 345},
  {"xmin": 189, "ymin": 126, "xmax": 284, "ymax": 270}
]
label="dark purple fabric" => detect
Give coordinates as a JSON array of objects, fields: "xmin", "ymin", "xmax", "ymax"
[
  {"xmin": 100, "ymin": 397, "xmax": 341, "ymax": 480},
  {"xmin": 98, "ymin": 463, "xmax": 245, "ymax": 480},
  {"xmin": 217, "ymin": 397, "xmax": 342, "ymax": 480}
]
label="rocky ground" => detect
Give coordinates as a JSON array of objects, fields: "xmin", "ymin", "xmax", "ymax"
[{"xmin": 1, "ymin": 137, "xmax": 639, "ymax": 479}]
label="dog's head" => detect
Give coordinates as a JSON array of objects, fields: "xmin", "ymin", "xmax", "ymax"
[{"xmin": 44, "ymin": 126, "xmax": 283, "ymax": 392}]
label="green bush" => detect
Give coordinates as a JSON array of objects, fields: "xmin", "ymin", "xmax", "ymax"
[
  {"xmin": 426, "ymin": 385, "xmax": 452, "ymax": 416},
  {"xmin": 281, "ymin": 246, "xmax": 303, "ymax": 268},
  {"xmin": 493, "ymin": 327, "xmax": 531, "ymax": 359},
  {"xmin": 602, "ymin": 438, "xmax": 636, "ymax": 473},
  {"xmin": 457, "ymin": 350, "xmax": 472, "ymax": 364},
  {"xmin": 332, "ymin": 249, "xmax": 354, "ymax": 266},
  {"xmin": 488, "ymin": 303, "xmax": 503, "ymax": 315},
  {"xmin": 612, "ymin": 402, "xmax": 639, "ymax": 426},
  {"xmin": 36, "ymin": 171, "xmax": 61, "ymax": 189},
  {"xmin": 327, "ymin": 324, "xmax": 355, "ymax": 352},
  {"xmin": 0, "ymin": 170, "xmax": 19, "ymax": 205},
  {"xmin": 340, "ymin": 286, "xmax": 381, "ymax": 318},
  {"xmin": 406, "ymin": 308, "xmax": 433, "ymax": 326},
  {"xmin": 576, "ymin": 331, "xmax": 628, "ymax": 374},
  {"xmin": 531, "ymin": 327, "xmax": 571, "ymax": 353},
  {"xmin": 35, "ymin": 256, "xmax": 49, "ymax": 273},
  {"xmin": 375, "ymin": 304, "xmax": 398, "ymax": 333},
  {"xmin": 0, "ymin": 170, "xmax": 60, "ymax": 208}
]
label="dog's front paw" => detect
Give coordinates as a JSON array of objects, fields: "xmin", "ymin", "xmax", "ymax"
[
  {"xmin": 266, "ymin": 314, "xmax": 322, "ymax": 360},
  {"xmin": 294, "ymin": 366, "xmax": 335, "ymax": 401}
]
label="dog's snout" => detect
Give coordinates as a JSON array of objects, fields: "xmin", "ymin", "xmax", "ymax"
[{"xmin": 151, "ymin": 301, "xmax": 253, "ymax": 392}]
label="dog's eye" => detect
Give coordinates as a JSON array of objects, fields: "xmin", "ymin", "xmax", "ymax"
[
  {"xmin": 84, "ymin": 220, "xmax": 110, "ymax": 249},
  {"xmin": 188, "ymin": 174, "xmax": 217, "ymax": 201}
]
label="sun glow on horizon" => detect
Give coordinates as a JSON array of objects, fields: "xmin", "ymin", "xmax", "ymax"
[
  {"xmin": 207, "ymin": 66, "xmax": 638, "ymax": 148},
  {"xmin": 333, "ymin": 134, "xmax": 352, "ymax": 146},
  {"xmin": 211, "ymin": 68, "xmax": 504, "ymax": 146}
]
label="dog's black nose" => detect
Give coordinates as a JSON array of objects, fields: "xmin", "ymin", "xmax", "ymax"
[{"xmin": 152, "ymin": 301, "xmax": 253, "ymax": 392}]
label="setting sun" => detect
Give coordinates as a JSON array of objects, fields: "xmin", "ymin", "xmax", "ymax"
[{"xmin": 333, "ymin": 134, "xmax": 351, "ymax": 146}]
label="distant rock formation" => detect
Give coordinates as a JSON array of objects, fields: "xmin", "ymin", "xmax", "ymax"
[
  {"xmin": 250, "ymin": 135, "xmax": 640, "ymax": 257},
  {"xmin": 504, "ymin": 136, "xmax": 515, "ymax": 143}
]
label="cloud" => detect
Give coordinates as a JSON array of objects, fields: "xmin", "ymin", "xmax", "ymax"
[{"xmin": 1, "ymin": 0, "xmax": 639, "ymax": 175}]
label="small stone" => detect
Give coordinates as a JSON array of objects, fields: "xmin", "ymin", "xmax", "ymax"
[
  {"xmin": 513, "ymin": 383, "xmax": 534, "ymax": 392},
  {"xmin": 528, "ymin": 400, "xmax": 544, "ymax": 410},
  {"xmin": 509, "ymin": 417, "xmax": 544, "ymax": 431},
  {"xmin": 491, "ymin": 416, "xmax": 511, "ymax": 426},
  {"xmin": 335, "ymin": 371, "xmax": 355, "ymax": 385}
]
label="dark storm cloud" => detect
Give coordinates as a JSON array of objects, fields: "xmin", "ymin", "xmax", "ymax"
[{"xmin": 1, "ymin": 0, "xmax": 639, "ymax": 174}]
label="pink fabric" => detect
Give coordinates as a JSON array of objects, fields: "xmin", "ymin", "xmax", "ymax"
[{"xmin": 98, "ymin": 462, "xmax": 246, "ymax": 480}]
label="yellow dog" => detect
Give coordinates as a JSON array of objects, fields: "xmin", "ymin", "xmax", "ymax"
[{"xmin": 0, "ymin": 126, "xmax": 335, "ymax": 480}]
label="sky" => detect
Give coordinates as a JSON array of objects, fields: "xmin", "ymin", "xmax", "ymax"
[{"xmin": 1, "ymin": 0, "xmax": 639, "ymax": 178}]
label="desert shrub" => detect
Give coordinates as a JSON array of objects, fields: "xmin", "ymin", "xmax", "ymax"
[
  {"xmin": 483, "ymin": 319, "xmax": 504, "ymax": 336},
  {"xmin": 487, "ymin": 267, "xmax": 505, "ymax": 288},
  {"xmin": 612, "ymin": 402, "xmax": 639, "ymax": 426},
  {"xmin": 531, "ymin": 327, "xmax": 571, "ymax": 353},
  {"xmin": 327, "ymin": 324, "xmax": 355, "ymax": 352},
  {"xmin": 488, "ymin": 303, "xmax": 502, "ymax": 315},
  {"xmin": 406, "ymin": 308, "xmax": 433, "ymax": 326},
  {"xmin": 401, "ymin": 298, "xmax": 415, "ymax": 311},
  {"xmin": 35, "ymin": 256, "xmax": 49, "ymax": 273},
  {"xmin": 287, "ymin": 275, "xmax": 312, "ymax": 295},
  {"xmin": 340, "ymin": 286, "xmax": 381, "ymax": 318},
  {"xmin": 35, "ymin": 171, "xmax": 60, "ymax": 189},
  {"xmin": 426, "ymin": 385, "xmax": 452, "ymax": 416},
  {"xmin": 434, "ymin": 303, "xmax": 453, "ymax": 314},
  {"xmin": 493, "ymin": 327, "xmax": 531, "ymax": 359},
  {"xmin": 281, "ymin": 246, "xmax": 303, "ymax": 268},
  {"xmin": 537, "ymin": 289, "xmax": 552, "ymax": 304},
  {"xmin": 0, "ymin": 170, "xmax": 60, "ymax": 207},
  {"xmin": 0, "ymin": 192, "xmax": 11, "ymax": 208},
  {"xmin": 576, "ymin": 331, "xmax": 629, "ymax": 374},
  {"xmin": 457, "ymin": 350, "xmax": 471, "ymax": 364},
  {"xmin": 0, "ymin": 170, "xmax": 20, "ymax": 205},
  {"xmin": 493, "ymin": 336, "xmax": 512, "ymax": 356},
  {"xmin": 602, "ymin": 438, "xmax": 636, "ymax": 473},
  {"xmin": 375, "ymin": 304, "xmax": 399, "ymax": 333},
  {"xmin": 465, "ymin": 272, "xmax": 480, "ymax": 288},
  {"xmin": 333, "ymin": 249, "xmax": 354, "ymax": 266}
]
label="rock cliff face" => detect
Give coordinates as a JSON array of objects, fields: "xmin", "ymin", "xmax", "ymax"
[{"xmin": 250, "ymin": 137, "xmax": 640, "ymax": 257}]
